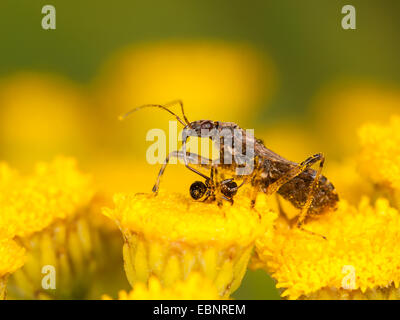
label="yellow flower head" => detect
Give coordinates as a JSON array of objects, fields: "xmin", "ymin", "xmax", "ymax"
[
  {"xmin": 0, "ymin": 238, "xmax": 26, "ymax": 299},
  {"xmin": 2, "ymin": 158, "xmax": 111, "ymax": 299},
  {"xmin": 103, "ymin": 191, "xmax": 276, "ymax": 297},
  {"xmin": 103, "ymin": 273, "xmax": 220, "ymax": 300},
  {"xmin": 0, "ymin": 157, "xmax": 93, "ymax": 238},
  {"xmin": 254, "ymin": 198, "xmax": 400, "ymax": 300},
  {"xmin": 0, "ymin": 238, "xmax": 26, "ymax": 278},
  {"xmin": 105, "ymin": 192, "xmax": 273, "ymax": 246},
  {"xmin": 358, "ymin": 116, "xmax": 400, "ymax": 193}
]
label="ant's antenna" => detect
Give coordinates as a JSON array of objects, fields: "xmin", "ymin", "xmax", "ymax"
[{"xmin": 119, "ymin": 103, "xmax": 188, "ymax": 127}]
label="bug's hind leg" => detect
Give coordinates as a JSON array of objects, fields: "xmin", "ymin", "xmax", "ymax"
[
  {"xmin": 275, "ymin": 195, "xmax": 319, "ymax": 237},
  {"xmin": 296, "ymin": 155, "xmax": 327, "ymax": 240},
  {"xmin": 265, "ymin": 153, "xmax": 324, "ymax": 195},
  {"xmin": 275, "ymin": 194, "xmax": 296, "ymax": 225},
  {"xmin": 152, "ymin": 150, "xmax": 213, "ymax": 194},
  {"xmin": 296, "ymin": 154, "xmax": 325, "ymax": 228},
  {"xmin": 264, "ymin": 153, "xmax": 327, "ymax": 239},
  {"xmin": 244, "ymin": 161, "xmax": 263, "ymax": 208},
  {"xmin": 250, "ymin": 179, "xmax": 261, "ymax": 208}
]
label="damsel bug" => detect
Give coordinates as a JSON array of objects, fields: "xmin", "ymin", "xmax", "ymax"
[{"xmin": 121, "ymin": 100, "xmax": 339, "ymax": 232}]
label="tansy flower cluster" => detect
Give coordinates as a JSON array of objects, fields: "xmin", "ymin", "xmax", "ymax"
[
  {"xmin": 251, "ymin": 115, "xmax": 400, "ymax": 300},
  {"xmin": 0, "ymin": 40, "xmax": 277, "ymax": 300},
  {"xmin": 102, "ymin": 273, "xmax": 221, "ymax": 300},
  {"xmin": 1, "ymin": 34, "xmax": 399, "ymax": 300},
  {"xmin": 253, "ymin": 198, "xmax": 400, "ymax": 299},
  {"xmin": 0, "ymin": 157, "xmax": 93, "ymax": 238},
  {"xmin": 358, "ymin": 116, "xmax": 400, "ymax": 202},
  {"xmin": 0, "ymin": 157, "xmax": 99, "ymax": 299},
  {"xmin": 0, "ymin": 238, "xmax": 26, "ymax": 299},
  {"xmin": 1, "ymin": 118, "xmax": 400, "ymax": 300},
  {"xmin": 102, "ymin": 192, "xmax": 276, "ymax": 297}
]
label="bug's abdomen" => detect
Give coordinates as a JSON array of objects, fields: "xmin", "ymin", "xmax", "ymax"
[{"xmin": 276, "ymin": 169, "xmax": 339, "ymax": 215}]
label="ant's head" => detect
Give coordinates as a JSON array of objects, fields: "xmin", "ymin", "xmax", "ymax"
[{"xmin": 220, "ymin": 180, "xmax": 238, "ymax": 198}]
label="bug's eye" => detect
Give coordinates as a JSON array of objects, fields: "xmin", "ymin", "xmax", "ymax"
[
  {"xmin": 190, "ymin": 181, "xmax": 207, "ymax": 200},
  {"xmin": 221, "ymin": 180, "xmax": 238, "ymax": 197},
  {"xmin": 200, "ymin": 120, "xmax": 213, "ymax": 130}
]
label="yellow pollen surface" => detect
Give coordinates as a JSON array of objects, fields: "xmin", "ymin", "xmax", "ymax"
[
  {"xmin": 255, "ymin": 198, "xmax": 400, "ymax": 299},
  {"xmin": 0, "ymin": 157, "xmax": 93, "ymax": 238},
  {"xmin": 358, "ymin": 116, "xmax": 400, "ymax": 191},
  {"xmin": 103, "ymin": 191, "xmax": 276, "ymax": 246},
  {"xmin": 103, "ymin": 273, "xmax": 221, "ymax": 300},
  {"xmin": 0, "ymin": 238, "xmax": 26, "ymax": 278}
]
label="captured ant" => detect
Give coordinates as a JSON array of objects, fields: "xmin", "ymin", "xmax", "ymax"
[
  {"xmin": 120, "ymin": 100, "xmax": 339, "ymax": 234},
  {"xmin": 189, "ymin": 165, "xmax": 243, "ymax": 205},
  {"xmin": 190, "ymin": 180, "xmax": 237, "ymax": 203}
]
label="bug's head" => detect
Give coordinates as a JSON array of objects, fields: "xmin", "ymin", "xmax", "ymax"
[
  {"xmin": 186, "ymin": 120, "xmax": 217, "ymax": 137},
  {"xmin": 190, "ymin": 181, "xmax": 208, "ymax": 200},
  {"xmin": 220, "ymin": 180, "xmax": 238, "ymax": 198}
]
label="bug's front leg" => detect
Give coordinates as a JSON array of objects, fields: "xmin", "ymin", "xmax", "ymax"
[
  {"xmin": 181, "ymin": 135, "xmax": 217, "ymax": 183},
  {"xmin": 152, "ymin": 150, "xmax": 213, "ymax": 194}
]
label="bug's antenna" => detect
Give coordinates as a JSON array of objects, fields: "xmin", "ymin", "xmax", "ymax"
[
  {"xmin": 119, "ymin": 104, "xmax": 187, "ymax": 127},
  {"xmin": 160, "ymin": 100, "xmax": 191, "ymax": 128},
  {"xmin": 171, "ymin": 100, "xmax": 191, "ymax": 127}
]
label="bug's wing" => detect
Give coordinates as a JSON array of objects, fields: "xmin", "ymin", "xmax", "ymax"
[{"xmin": 255, "ymin": 144, "xmax": 298, "ymax": 166}]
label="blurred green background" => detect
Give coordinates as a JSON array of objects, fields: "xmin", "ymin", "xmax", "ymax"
[
  {"xmin": 1, "ymin": 0, "xmax": 399, "ymax": 121},
  {"xmin": 0, "ymin": 0, "xmax": 399, "ymax": 299}
]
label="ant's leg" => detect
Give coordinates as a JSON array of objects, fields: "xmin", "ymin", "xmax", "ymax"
[
  {"xmin": 202, "ymin": 189, "xmax": 212, "ymax": 202},
  {"xmin": 152, "ymin": 151, "xmax": 213, "ymax": 193},
  {"xmin": 221, "ymin": 195, "xmax": 234, "ymax": 205}
]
